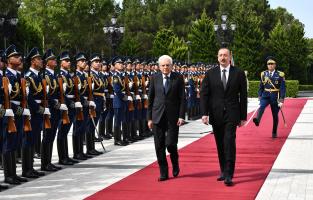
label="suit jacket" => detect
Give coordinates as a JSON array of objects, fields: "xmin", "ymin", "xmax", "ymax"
[
  {"xmin": 200, "ymin": 66, "xmax": 247, "ymax": 126},
  {"xmin": 147, "ymin": 72, "xmax": 185, "ymax": 124}
]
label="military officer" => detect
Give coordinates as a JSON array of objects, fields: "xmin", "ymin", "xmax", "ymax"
[
  {"xmin": 85, "ymin": 54, "xmax": 103, "ymax": 155},
  {"xmin": 57, "ymin": 51, "xmax": 80, "ymax": 165},
  {"xmin": 74, "ymin": 52, "xmax": 94, "ymax": 159},
  {"xmin": 41, "ymin": 49, "xmax": 64, "ymax": 171},
  {"xmin": 112, "ymin": 57, "xmax": 128, "ymax": 146},
  {"xmin": 253, "ymin": 57, "xmax": 286, "ymax": 138}
]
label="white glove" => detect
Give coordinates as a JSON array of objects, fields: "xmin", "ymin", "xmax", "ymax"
[
  {"xmin": 74, "ymin": 102, "xmax": 83, "ymax": 108},
  {"xmin": 59, "ymin": 103, "xmax": 68, "ymax": 111},
  {"xmin": 127, "ymin": 96, "xmax": 133, "ymax": 101},
  {"xmin": 145, "ymin": 80, "xmax": 149, "ymax": 86},
  {"xmin": 128, "ymin": 82, "xmax": 133, "ymax": 89},
  {"xmin": 5, "ymin": 109, "xmax": 14, "ymax": 117},
  {"xmin": 278, "ymin": 102, "xmax": 283, "ymax": 108},
  {"xmin": 43, "ymin": 108, "xmax": 51, "ymax": 115},
  {"xmin": 63, "ymin": 83, "xmax": 67, "ymax": 93},
  {"xmin": 135, "ymin": 95, "xmax": 141, "ymax": 100},
  {"xmin": 8, "ymin": 83, "xmax": 12, "ymax": 95},
  {"xmin": 143, "ymin": 94, "xmax": 148, "ymax": 99},
  {"xmin": 22, "ymin": 108, "xmax": 31, "ymax": 116},
  {"xmin": 26, "ymin": 86, "xmax": 29, "ymax": 96},
  {"xmin": 89, "ymin": 101, "xmax": 96, "ymax": 108},
  {"xmin": 110, "ymin": 94, "xmax": 114, "ymax": 98},
  {"xmin": 196, "ymin": 88, "xmax": 200, "ymax": 92},
  {"xmin": 78, "ymin": 83, "xmax": 81, "ymax": 90}
]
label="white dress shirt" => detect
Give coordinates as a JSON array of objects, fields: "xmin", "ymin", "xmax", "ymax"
[
  {"xmin": 220, "ymin": 65, "xmax": 230, "ymax": 83},
  {"xmin": 162, "ymin": 73, "xmax": 171, "ymax": 87}
]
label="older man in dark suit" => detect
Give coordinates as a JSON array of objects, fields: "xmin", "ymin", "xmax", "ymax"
[
  {"xmin": 148, "ymin": 55, "xmax": 185, "ymax": 182},
  {"xmin": 200, "ymin": 48, "xmax": 247, "ymax": 186}
]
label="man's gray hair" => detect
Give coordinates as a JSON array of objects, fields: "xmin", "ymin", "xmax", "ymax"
[{"xmin": 158, "ymin": 55, "xmax": 173, "ymax": 66}]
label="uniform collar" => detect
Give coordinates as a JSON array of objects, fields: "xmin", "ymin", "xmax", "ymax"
[
  {"xmin": 91, "ymin": 69, "xmax": 99, "ymax": 75},
  {"xmin": 61, "ymin": 68, "xmax": 69, "ymax": 75},
  {"xmin": 46, "ymin": 68, "xmax": 54, "ymax": 75},
  {"xmin": 30, "ymin": 67, "xmax": 40, "ymax": 76},
  {"xmin": 7, "ymin": 67, "xmax": 17, "ymax": 76}
]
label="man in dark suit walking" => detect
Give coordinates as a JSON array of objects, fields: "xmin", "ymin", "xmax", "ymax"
[
  {"xmin": 200, "ymin": 48, "xmax": 247, "ymax": 186},
  {"xmin": 148, "ymin": 55, "xmax": 185, "ymax": 182}
]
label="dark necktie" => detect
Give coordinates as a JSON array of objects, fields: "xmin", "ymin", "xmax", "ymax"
[
  {"xmin": 222, "ymin": 69, "xmax": 227, "ymax": 90},
  {"xmin": 164, "ymin": 76, "xmax": 170, "ymax": 94}
]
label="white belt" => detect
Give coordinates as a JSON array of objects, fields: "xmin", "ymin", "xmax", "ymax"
[
  {"xmin": 66, "ymin": 95, "xmax": 75, "ymax": 98},
  {"xmin": 104, "ymin": 89, "xmax": 108, "ymax": 92},
  {"xmin": 11, "ymin": 100, "xmax": 21, "ymax": 105},
  {"xmin": 35, "ymin": 100, "xmax": 42, "ymax": 103},
  {"xmin": 84, "ymin": 97, "xmax": 88, "ymax": 100},
  {"xmin": 138, "ymin": 89, "xmax": 142, "ymax": 92}
]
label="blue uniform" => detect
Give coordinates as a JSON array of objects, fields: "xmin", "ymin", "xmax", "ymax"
[{"xmin": 254, "ymin": 70, "xmax": 286, "ymax": 136}]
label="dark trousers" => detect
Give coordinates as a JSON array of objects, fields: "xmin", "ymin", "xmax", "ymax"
[
  {"xmin": 257, "ymin": 97, "xmax": 280, "ymax": 134},
  {"xmin": 153, "ymin": 113, "xmax": 179, "ymax": 175},
  {"xmin": 212, "ymin": 121, "xmax": 237, "ymax": 178}
]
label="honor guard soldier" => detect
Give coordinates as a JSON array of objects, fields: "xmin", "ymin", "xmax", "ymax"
[
  {"xmin": 73, "ymin": 52, "xmax": 93, "ymax": 159},
  {"xmin": 105, "ymin": 60, "xmax": 115, "ymax": 139},
  {"xmin": 0, "ymin": 50, "xmax": 14, "ymax": 191},
  {"xmin": 253, "ymin": 57, "xmax": 286, "ymax": 138},
  {"xmin": 41, "ymin": 49, "xmax": 64, "ymax": 171},
  {"xmin": 112, "ymin": 57, "xmax": 128, "ymax": 146},
  {"xmin": 25, "ymin": 47, "xmax": 49, "ymax": 178},
  {"xmin": 85, "ymin": 54, "xmax": 103, "ymax": 155},
  {"xmin": 98, "ymin": 59, "xmax": 112, "ymax": 140},
  {"xmin": 3, "ymin": 45, "xmax": 28, "ymax": 184},
  {"xmin": 57, "ymin": 51, "xmax": 80, "ymax": 165}
]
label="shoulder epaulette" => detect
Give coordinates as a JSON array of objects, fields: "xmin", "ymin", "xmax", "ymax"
[{"xmin": 278, "ymin": 71, "xmax": 285, "ymax": 77}]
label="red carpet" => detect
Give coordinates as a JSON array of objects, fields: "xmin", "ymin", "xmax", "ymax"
[{"xmin": 86, "ymin": 99, "xmax": 307, "ymax": 200}]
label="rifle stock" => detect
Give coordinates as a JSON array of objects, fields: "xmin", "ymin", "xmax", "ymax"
[
  {"xmin": 141, "ymin": 75, "xmax": 148, "ymax": 109},
  {"xmin": 21, "ymin": 78, "xmax": 32, "ymax": 132},
  {"xmin": 42, "ymin": 79, "xmax": 51, "ymax": 129},
  {"xmin": 2, "ymin": 76, "xmax": 17, "ymax": 133},
  {"xmin": 87, "ymin": 76, "xmax": 96, "ymax": 118},
  {"xmin": 124, "ymin": 75, "xmax": 135, "ymax": 111},
  {"xmin": 133, "ymin": 75, "xmax": 142, "ymax": 110},
  {"xmin": 58, "ymin": 77, "xmax": 70, "ymax": 124},
  {"xmin": 73, "ymin": 76, "xmax": 84, "ymax": 121}
]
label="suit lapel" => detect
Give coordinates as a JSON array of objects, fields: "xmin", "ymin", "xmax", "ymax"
[
  {"xmin": 214, "ymin": 67, "xmax": 224, "ymax": 91},
  {"xmin": 166, "ymin": 72, "xmax": 174, "ymax": 95},
  {"xmin": 225, "ymin": 66, "xmax": 235, "ymax": 92}
]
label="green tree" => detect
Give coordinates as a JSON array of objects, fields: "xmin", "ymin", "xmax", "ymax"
[
  {"xmin": 168, "ymin": 37, "xmax": 188, "ymax": 61},
  {"xmin": 266, "ymin": 20, "xmax": 308, "ymax": 83},
  {"xmin": 152, "ymin": 28, "xmax": 176, "ymax": 57},
  {"xmin": 188, "ymin": 10, "xmax": 218, "ymax": 63},
  {"xmin": 232, "ymin": 4, "xmax": 264, "ymax": 79}
]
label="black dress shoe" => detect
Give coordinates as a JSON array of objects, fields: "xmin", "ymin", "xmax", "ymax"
[
  {"xmin": 158, "ymin": 175, "xmax": 169, "ymax": 182},
  {"xmin": 224, "ymin": 177, "xmax": 234, "ymax": 186},
  {"xmin": 41, "ymin": 164, "xmax": 58, "ymax": 172},
  {"xmin": 32, "ymin": 169, "xmax": 45, "ymax": 176},
  {"xmin": 22, "ymin": 171, "xmax": 39, "ymax": 178},
  {"xmin": 253, "ymin": 118, "xmax": 259, "ymax": 126},
  {"xmin": 5, "ymin": 177, "xmax": 20, "ymax": 185},
  {"xmin": 217, "ymin": 175, "xmax": 225, "ymax": 181},
  {"xmin": 14, "ymin": 175, "xmax": 28, "ymax": 182},
  {"xmin": 67, "ymin": 158, "xmax": 79, "ymax": 164},
  {"xmin": 103, "ymin": 135, "xmax": 112, "ymax": 140},
  {"xmin": 114, "ymin": 141, "xmax": 127, "ymax": 146},
  {"xmin": 94, "ymin": 137, "xmax": 103, "ymax": 142},
  {"xmin": 82, "ymin": 153, "xmax": 93, "ymax": 159},
  {"xmin": 73, "ymin": 154, "xmax": 87, "ymax": 160},
  {"xmin": 173, "ymin": 165, "xmax": 180, "ymax": 177},
  {"xmin": 93, "ymin": 149, "xmax": 103, "ymax": 155},
  {"xmin": 86, "ymin": 150, "xmax": 99, "ymax": 156},
  {"xmin": 50, "ymin": 163, "xmax": 62, "ymax": 170},
  {"xmin": 0, "ymin": 183, "xmax": 9, "ymax": 189},
  {"xmin": 272, "ymin": 133, "xmax": 277, "ymax": 138},
  {"xmin": 59, "ymin": 159, "xmax": 74, "ymax": 165}
]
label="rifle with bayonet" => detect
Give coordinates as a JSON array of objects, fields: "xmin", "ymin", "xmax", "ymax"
[
  {"xmin": 73, "ymin": 65, "xmax": 84, "ymax": 121},
  {"xmin": 41, "ymin": 66, "xmax": 51, "ymax": 129},
  {"xmin": 20, "ymin": 63, "xmax": 32, "ymax": 132},
  {"xmin": 2, "ymin": 64, "xmax": 17, "ymax": 133}
]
